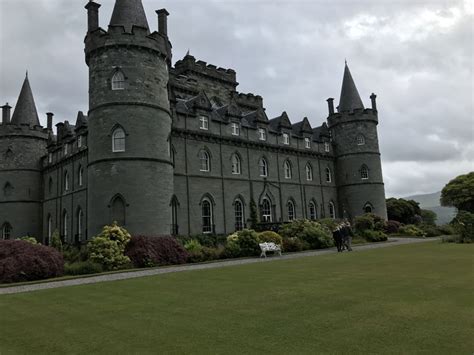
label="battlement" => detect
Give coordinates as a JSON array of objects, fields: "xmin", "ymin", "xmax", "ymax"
[
  {"xmin": 231, "ymin": 91, "xmax": 263, "ymax": 110},
  {"xmin": 174, "ymin": 55, "xmax": 237, "ymax": 86},
  {"xmin": 0, "ymin": 123, "xmax": 48, "ymax": 139},
  {"xmin": 327, "ymin": 108, "xmax": 378, "ymax": 128}
]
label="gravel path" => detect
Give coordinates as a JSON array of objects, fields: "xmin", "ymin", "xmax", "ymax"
[{"xmin": 0, "ymin": 237, "xmax": 438, "ymax": 295}]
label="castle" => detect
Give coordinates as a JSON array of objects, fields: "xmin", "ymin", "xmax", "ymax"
[{"xmin": 0, "ymin": 0, "xmax": 387, "ymax": 243}]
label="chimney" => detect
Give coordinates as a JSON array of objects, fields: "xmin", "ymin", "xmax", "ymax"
[
  {"xmin": 156, "ymin": 9, "xmax": 169, "ymax": 36},
  {"xmin": 370, "ymin": 93, "xmax": 377, "ymax": 111},
  {"xmin": 46, "ymin": 112, "xmax": 54, "ymax": 131},
  {"xmin": 2, "ymin": 103, "xmax": 11, "ymax": 124},
  {"xmin": 85, "ymin": 1, "xmax": 101, "ymax": 32},
  {"xmin": 326, "ymin": 98, "xmax": 335, "ymax": 115}
]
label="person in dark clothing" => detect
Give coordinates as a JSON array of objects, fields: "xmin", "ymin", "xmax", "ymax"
[
  {"xmin": 332, "ymin": 225, "xmax": 343, "ymax": 252},
  {"xmin": 341, "ymin": 221, "xmax": 353, "ymax": 251}
]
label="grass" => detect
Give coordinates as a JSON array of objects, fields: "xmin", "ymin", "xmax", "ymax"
[{"xmin": 1, "ymin": 242, "xmax": 473, "ymax": 354}]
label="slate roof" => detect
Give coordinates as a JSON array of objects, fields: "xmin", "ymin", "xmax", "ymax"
[
  {"xmin": 11, "ymin": 74, "xmax": 40, "ymax": 127},
  {"xmin": 74, "ymin": 111, "xmax": 88, "ymax": 130},
  {"xmin": 109, "ymin": 0, "xmax": 150, "ymax": 32},
  {"xmin": 292, "ymin": 117, "xmax": 313, "ymax": 135},
  {"xmin": 338, "ymin": 63, "xmax": 364, "ymax": 112},
  {"xmin": 268, "ymin": 112, "xmax": 292, "ymax": 132}
]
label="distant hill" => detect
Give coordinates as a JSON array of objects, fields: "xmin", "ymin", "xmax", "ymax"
[{"xmin": 404, "ymin": 191, "xmax": 456, "ymax": 225}]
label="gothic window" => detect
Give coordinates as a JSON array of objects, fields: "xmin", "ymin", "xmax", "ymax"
[
  {"xmin": 361, "ymin": 165, "xmax": 369, "ymax": 180},
  {"xmin": 2, "ymin": 223, "xmax": 12, "ymax": 240},
  {"xmin": 287, "ymin": 200, "xmax": 296, "ymax": 221},
  {"xmin": 231, "ymin": 122, "xmax": 240, "ymax": 136},
  {"xmin": 259, "ymin": 158, "xmax": 268, "ymax": 177},
  {"xmin": 199, "ymin": 116, "xmax": 209, "ymax": 130},
  {"xmin": 78, "ymin": 167, "xmax": 84, "ymax": 187},
  {"xmin": 234, "ymin": 199, "xmax": 244, "ymax": 231},
  {"xmin": 47, "ymin": 215, "xmax": 52, "ymax": 245},
  {"xmin": 111, "ymin": 195, "xmax": 126, "ymax": 226},
  {"xmin": 284, "ymin": 160, "xmax": 292, "ymax": 179},
  {"xmin": 305, "ymin": 137, "xmax": 311, "ymax": 149},
  {"xmin": 357, "ymin": 135, "xmax": 366, "ymax": 146},
  {"xmin": 201, "ymin": 198, "xmax": 213, "ymax": 234},
  {"xmin": 112, "ymin": 127, "xmax": 126, "ymax": 152},
  {"xmin": 329, "ymin": 202, "xmax": 336, "ymax": 219},
  {"xmin": 64, "ymin": 171, "xmax": 69, "ymax": 192},
  {"xmin": 3, "ymin": 182, "xmax": 13, "ymax": 197},
  {"xmin": 261, "ymin": 198, "xmax": 272, "ymax": 222},
  {"xmin": 231, "ymin": 154, "xmax": 241, "ymax": 175},
  {"xmin": 324, "ymin": 142, "xmax": 330, "ymax": 152},
  {"xmin": 62, "ymin": 210, "xmax": 68, "ymax": 241},
  {"xmin": 112, "ymin": 70, "xmax": 125, "ymax": 90},
  {"xmin": 282, "ymin": 133, "xmax": 290, "ymax": 145},
  {"xmin": 77, "ymin": 208, "xmax": 84, "ymax": 242},
  {"xmin": 171, "ymin": 197, "xmax": 179, "ymax": 235},
  {"xmin": 200, "ymin": 150, "xmax": 210, "ymax": 172},
  {"xmin": 258, "ymin": 128, "xmax": 267, "ymax": 141},
  {"xmin": 364, "ymin": 203, "xmax": 374, "ymax": 214},
  {"xmin": 326, "ymin": 167, "xmax": 332, "ymax": 183},
  {"xmin": 306, "ymin": 163, "xmax": 313, "ymax": 181},
  {"xmin": 309, "ymin": 201, "xmax": 317, "ymax": 220}
]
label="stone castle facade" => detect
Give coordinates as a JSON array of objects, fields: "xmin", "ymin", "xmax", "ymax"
[{"xmin": 0, "ymin": 0, "xmax": 387, "ymax": 243}]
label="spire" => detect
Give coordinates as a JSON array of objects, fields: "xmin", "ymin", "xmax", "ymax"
[
  {"xmin": 11, "ymin": 74, "xmax": 40, "ymax": 126},
  {"xmin": 109, "ymin": 0, "xmax": 149, "ymax": 32},
  {"xmin": 338, "ymin": 62, "xmax": 364, "ymax": 112}
]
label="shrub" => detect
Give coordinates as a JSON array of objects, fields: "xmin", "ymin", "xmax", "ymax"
[
  {"xmin": 224, "ymin": 240, "xmax": 242, "ymax": 258},
  {"xmin": 360, "ymin": 230, "xmax": 388, "ymax": 242},
  {"xmin": 437, "ymin": 224, "xmax": 456, "ymax": 236},
  {"xmin": 125, "ymin": 236, "xmax": 189, "ymax": 268},
  {"xmin": 234, "ymin": 229, "xmax": 260, "ymax": 256},
  {"xmin": 441, "ymin": 235, "xmax": 461, "ymax": 243},
  {"xmin": 419, "ymin": 224, "xmax": 442, "ymax": 238},
  {"xmin": 279, "ymin": 220, "xmax": 333, "ymax": 250},
  {"xmin": 51, "ymin": 229, "xmax": 62, "ymax": 252},
  {"xmin": 0, "ymin": 240, "xmax": 64, "ymax": 283},
  {"xmin": 62, "ymin": 245, "xmax": 89, "ymax": 264},
  {"xmin": 384, "ymin": 220, "xmax": 401, "ymax": 234},
  {"xmin": 317, "ymin": 218, "xmax": 339, "ymax": 232},
  {"xmin": 282, "ymin": 237, "xmax": 307, "ymax": 252},
  {"xmin": 176, "ymin": 234, "xmax": 227, "ymax": 248},
  {"xmin": 64, "ymin": 261, "xmax": 103, "ymax": 276},
  {"xmin": 257, "ymin": 231, "xmax": 283, "ymax": 245},
  {"xmin": 88, "ymin": 223, "xmax": 131, "ymax": 270},
  {"xmin": 201, "ymin": 246, "xmax": 225, "ymax": 261},
  {"xmin": 354, "ymin": 215, "xmax": 375, "ymax": 233},
  {"xmin": 16, "ymin": 236, "xmax": 38, "ymax": 245},
  {"xmin": 399, "ymin": 224, "xmax": 426, "ymax": 237},
  {"xmin": 453, "ymin": 211, "xmax": 474, "ymax": 243}
]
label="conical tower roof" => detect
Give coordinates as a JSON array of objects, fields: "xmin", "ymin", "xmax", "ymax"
[
  {"xmin": 11, "ymin": 73, "xmax": 40, "ymax": 126},
  {"xmin": 109, "ymin": 0, "xmax": 149, "ymax": 32},
  {"xmin": 338, "ymin": 62, "xmax": 364, "ymax": 112}
]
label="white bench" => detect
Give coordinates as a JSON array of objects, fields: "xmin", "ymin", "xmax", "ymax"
[{"xmin": 259, "ymin": 242, "xmax": 282, "ymax": 258}]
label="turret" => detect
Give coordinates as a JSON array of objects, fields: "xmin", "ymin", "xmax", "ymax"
[
  {"xmin": 84, "ymin": 0, "xmax": 174, "ymax": 236},
  {"xmin": 328, "ymin": 62, "xmax": 387, "ymax": 220}
]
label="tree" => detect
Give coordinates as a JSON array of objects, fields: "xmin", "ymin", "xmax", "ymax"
[
  {"xmin": 249, "ymin": 198, "xmax": 258, "ymax": 229},
  {"xmin": 420, "ymin": 209, "xmax": 437, "ymax": 225},
  {"xmin": 386, "ymin": 198, "xmax": 421, "ymax": 224},
  {"xmin": 440, "ymin": 172, "xmax": 474, "ymax": 213},
  {"xmin": 51, "ymin": 229, "xmax": 62, "ymax": 252}
]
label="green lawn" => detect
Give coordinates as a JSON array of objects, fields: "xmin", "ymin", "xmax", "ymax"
[{"xmin": 1, "ymin": 242, "xmax": 473, "ymax": 354}]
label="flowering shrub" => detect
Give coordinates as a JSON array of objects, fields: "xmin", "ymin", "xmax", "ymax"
[
  {"xmin": 257, "ymin": 231, "xmax": 283, "ymax": 245},
  {"xmin": 88, "ymin": 223, "xmax": 131, "ymax": 270},
  {"xmin": 282, "ymin": 237, "xmax": 308, "ymax": 252},
  {"xmin": 384, "ymin": 220, "xmax": 401, "ymax": 234},
  {"xmin": 360, "ymin": 230, "xmax": 388, "ymax": 242},
  {"xmin": 16, "ymin": 236, "xmax": 38, "ymax": 245},
  {"xmin": 125, "ymin": 236, "xmax": 189, "ymax": 268},
  {"xmin": 224, "ymin": 230, "xmax": 260, "ymax": 257},
  {"xmin": 354, "ymin": 215, "xmax": 375, "ymax": 233},
  {"xmin": 279, "ymin": 220, "xmax": 333, "ymax": 250},
  {"xmin": 0, "ymin": 240, "xmax": 64, "ymax": 283},
  {"xmin": 399, "ymin": 224, "xmax": 426, "ymax": 237}
]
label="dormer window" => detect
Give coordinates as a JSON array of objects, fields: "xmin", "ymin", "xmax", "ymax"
[
  {"xmin": 324, "ymin": 142, "xmax": 330, "ymax": 152},
  {"xmin": 258, "ymin": 128, "xmax": 266, "ymax": 141},
  {"xmin": 63, "ymin": 144, "xmax": 69, "ymax": 156},
  {"xmin": 48, "ymin": 153, "xmax": 53, "ymax": 164},
  {"xmin": 112, "ymin": 70, "xmax": 125, "ymax": 90},
  {"xmin": 199, "ymin": 116, "xmax": 209, "ymax": 130},
  {"xmin": 231, "ymin": 123, "xmax": 240, "ymax": 136},
  {"xmin": 305, "ymin": 138, "xmax": 311, "ymax": 149},
  {"xmin": 282, "ymin": 133, "xmax": 290, "ymax": 145},
  {"xmin": 77, "ymin": 135, "xmax": 83, "ymax": 148}
]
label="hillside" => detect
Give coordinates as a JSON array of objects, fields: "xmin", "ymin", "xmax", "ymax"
[{"xmin": 404, "ymin": 191, "xmax": 456, "ymax": 225}]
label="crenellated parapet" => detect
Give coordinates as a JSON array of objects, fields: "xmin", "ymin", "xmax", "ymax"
[
  {"xmin": 174, "ymin": 55, "xmax": 237, "ymax": 87},
  {"xmin": 327, "ymin": 108, "xmax": 378, "ymax": 129},
  {"xmin": 0, "ymin": 123, "xmax": 48, "ymax": 140}
]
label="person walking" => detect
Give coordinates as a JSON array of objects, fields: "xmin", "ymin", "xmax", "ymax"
[
  {"xmin": 332, "ymin": 224, "xmax": 343, "ymax": 252},
  {"xmin": 342, "ymin": 221, "xmax": 353, "ymax": 252}
]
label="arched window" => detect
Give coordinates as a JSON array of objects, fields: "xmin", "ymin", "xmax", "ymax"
[
  {"xmin": 361, "ymin": 165, "xmax": 369, "ymax": 180},
  {"xmin": 64, "ymin": 171, "xmax": 69, "ymax": 192},
  {"xmin": 231, "ymin": 154, "xmax": 241, "ymax": 175},
  {"xmin": 112, "ymin": 127, "xmax": 126, "ymax": 152},
  {"xmin": 2, "ymin": 223, "xmax": 12, "ymax": 240},
  {"xmin": 200, "ymin": 150, "xmax": 210, "ymax": 172},
  {"xmin": 306, "ymin": 163, "xmax": 313, "ymax": 181},
  {"xmin": 357, "ymin": 135, "xmax": 365, "ymax": 145},
  {"xmin": 77, "ymin": 208, "xmax": 84, "ymax": 242},
  {"xmin": 48, "ymin": 177, "xmax": 53, "ymax": 194},
  {"xmin": 111, "ymin": 195, "xmax": 126, "ymax": 226},
  {"xmin": 78, "ymin": 167, "xmax": 84, "ymax": 187},
  {"xmin": 201, "ymin": 198, "xmax": 213, "ymax": 234},
  {"xmin": 62, "ymin": 210, "xmax": 68, "ymax": 242},
  {"xmin": 261, "ymin": 198, "xmax": 272, "ymax": 222},
  {"xmin": 47, "ymin": 215, "xmax": 52, "ymax": 245},
  {"xmin": 171, "ymin": 196, "xmax": 179, "ymax": 235},
  {"xmin": 234, "ymin": 199, "xmax": 244, "ymax": 231},
  {"xmin": 364, "ymin": 203, "xmax": 373, "ymax": 214},
  {"xmin": 329, "ymin": 202, "xmax": 336, "ymax": 219},
  {"xmin": 3, "ymin": 182, "xmax": 13, "ymax": 197},
  {"xmin": 309, "ymin": 201, "xmax": 317, "ymax": 220},
  {"xmin": 325, "ymin": 167, "xmax": 332, "ymax": 183},
  {"xmin": 111, "ymin": 70, "xmax": 125, "ymax": 90},
  {"xmin": 259, "ymin": 158, "xmax": 268, "ymax": 177},
  {"xmin": 287, "ymin": 200, "xmax": 296, "ymax": 221},
  {"xmin": 284, "ymin": 160, "xmax": 292, "ymax": 179}
]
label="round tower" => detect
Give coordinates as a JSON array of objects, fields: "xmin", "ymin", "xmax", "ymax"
[
  {"xmin": 84, "ymin": 0, "xmax": 174, "ymax": 236},
  {"xmin": 0, "ymin": 75, "xmax": 48, "ymax": 240},
  {"xmin": 327, "ymin": 63, "xmax": 387, "ymax": 220}
]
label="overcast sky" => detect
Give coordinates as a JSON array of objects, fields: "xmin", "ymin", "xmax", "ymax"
[{"xmin": 0, "ymin": 0, "xmax": 472, "ymax": 197}]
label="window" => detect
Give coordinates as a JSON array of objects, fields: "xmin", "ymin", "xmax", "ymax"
[
  {"xmin": 48, "ymin": 177, "xmax": 53, "ymax": 194},
  {"xmin": 309, "ymin": 202, "xmax": 317, "ymax": 220},
  {"xmin": 200, "ymin": 150, "xmax": 210, "ymax": 172},
  {"xmin": 361, "ymin": 165, "xmax": 369, "ymax": 180},
  {"xmin": 324, "ymin": 142, "xmax": 330, "ymax": 152},
  {"xmin": 77, "ymin": 209, "xmax": 83, "ymax": 242},
  {"xmin": 306, "ymin": 163, "xmax": 313, "ymax": 181},
  {"xmin": 111, "ymin": 195, "xmax": 126, "ymax": 226},
  {"xmin": 63, "ymin": 210, "xmax": 68, "ymax": 241},
  {"xmin": 47, "ymin": 216, "xmax": 52, "ymax": 245},
  {"xmin": 48, "ymin": 153, "xmax": 53, "ymax": 164},
  {"xmin": 282, "ymin": 133, "xmax": 290, "ymax": 145},
  {"xmin": 199, "ymin": 116, "xmax": 209, "ymax": 130},
  {"xmin": 234, "ymin": 199, "xmax": 244, "ymax": 231},
  {"xmin": 112, "ymin": 127, "xmax": 126, "ymax": 152},
  {"xmin": 231, "ymin": 154, "xmax": 241, "ymax": 175},
  {"xmin": 357, "ymin": 135, "xmax": 365, "ymax": 145},
  {"xmin": 287, "ymin": 201, "xmax": 296, "ymax": 221},
  {"xmin": 364, "ymin": 203, "xmax": 373, "ymax": 214},
  {"xmin": 305, "ymin": 137, "xmax": 311, "ymax": 149},
  {"xmin": 231, "ymin": 123, "xmax": 240, "ymax": 136},
  {"xmin": 3, "ymin": 182, "xmax": 13, "ymax": 197},
  {"xmin": 78, "ymin": 167, "xmax": 84, "ymax": 187},
  {"xmin": 78, "ymin": 135, "xmax": 83, "ymax": 148},
  {"xmin": 259, "ymin": 158, "xmax": 268, "ymax": 177},
  {"xmin": 64, "ymin": 171, "xmax": 69, "ymax": 192},
  {"xmin": 2, "ymin": 223, "xmax": 12, "ymax": 240},
  {"xmin": 258, "ymin": 128, "xmax": 266, "ymax": 141},
  {"xmin": 261, "ymin": 198, "xmax": 272, "ymax": 222},
  {"xmin": 64, "ymin": 144, "xmax": 69, "ymax": 156},
  {"xmin": 202, "ymin": 199, "xmax": 213, "ymax": 234},
  {"xmin": 171, "ymin": 197, "xmax": 179, "ymax": 235},
  {"xmin": 325, "ymin": 167, "xmax": 332, "ymax": 183},
  {"xmin": 329, "ymin": 202, "xmax": 336, "ymax": 219},
  {"xmin": 112, "ymin": 70, "xmax": 125, "ymax": 90},
  {"xmin": 284, "ymin": 160, "xmax": 292, "ymax": 179}
]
